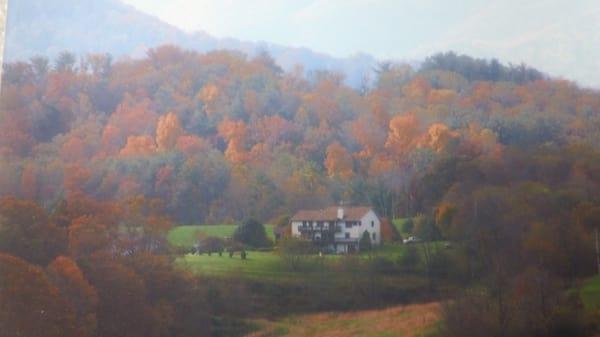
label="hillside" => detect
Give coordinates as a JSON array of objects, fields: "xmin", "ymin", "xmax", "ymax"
[
  {"xmin": 5, "ymin": 0, "xmax": 376, "ymax": 87},
  {"xmin": 1, "ymin": 39, "xmax": 599, "ymax": 337}
]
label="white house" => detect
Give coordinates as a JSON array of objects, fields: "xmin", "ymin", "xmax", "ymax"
[{"xmin": 290, "ymin": 205, "xmax": 381, "ymax": 253}]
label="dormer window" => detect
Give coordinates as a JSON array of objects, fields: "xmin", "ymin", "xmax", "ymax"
[{"xmin": 371, "ymin": 221, "xmax": 374, "ymax": 227}]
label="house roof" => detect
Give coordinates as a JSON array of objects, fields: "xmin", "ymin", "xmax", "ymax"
[{"xmin": 290, "ymin": 206, "xmax": 373, "ymax": 221}]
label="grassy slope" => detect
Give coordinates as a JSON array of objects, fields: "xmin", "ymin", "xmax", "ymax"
[
  {"xmin": 168, "ymin": 224, "xmax": 276, "ymax": 247},
  {"xmin": 247, "ymin": 302, "xmax": 441, "ymax": 337},
  {"xmin": 580, "ymin": 275, "xmax": 600, "ymax": 309}
]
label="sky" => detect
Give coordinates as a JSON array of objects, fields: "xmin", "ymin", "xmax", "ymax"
[
  {"xmin": 120, "ymin": 0, "xmax": 482, "ymax": 59},
  {"xmin": 121, "ymin": 0, "xmax": 599, "ymax": 87}
]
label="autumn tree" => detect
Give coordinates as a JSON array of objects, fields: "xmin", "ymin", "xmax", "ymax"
[
  {"xmin": 422, "ymin": 123, "xmax": 460, "ymax": 154},
  {"xmin": 218, "ymin": 118, "xmax": 250, "ymax": 164},
  {"xmin": 120, "ymin": 135, "xmax": 157, "ymax": 156},
  {"xmin": 156, "ymin": 112, "xmax": 184, "ymax": 151},
  {"xmin": 325, "ymin": 142, "xmax": 354, "ymax": 179},
  {"xmin": 82, "ymin": 257, "xmax": 157, "ymax": 337},
  {"xmin": 47, "ymin": 256, "xmax": 99, "ymax": 337},
  {"xmin": 0, "ymin": 254, "xmax": 78, "ymax": 337},
  {"xmin": 0, "ymin": 197, "xmax": 67, "ymax": 265},
  {"xmin": 385, "ymin": 112, "xmax": 421, "ymax": 159},
  {"xmin": 68, "ymin": 216, "xmax": 111, "ymax": 257}
]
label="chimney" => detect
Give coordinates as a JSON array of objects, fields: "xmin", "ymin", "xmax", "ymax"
[{"xmin": 337, "ymin": 202, "xmax": 344, "ymax": 219}]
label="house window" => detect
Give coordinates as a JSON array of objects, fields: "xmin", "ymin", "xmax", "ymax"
[
  {"xmin": 371, "ymin": 220, "xmax": 374, "ymax": 227},
  {"xmin": 345, "ymin": 222, "xmax": 352, "ymax": 228},
  {"xmin": 345, "ymin": 233, "xmax": 350, "ymax": 239},
  {"xmin": 372, "ymin": 233, "xmax": 376, "ymax": 240}
]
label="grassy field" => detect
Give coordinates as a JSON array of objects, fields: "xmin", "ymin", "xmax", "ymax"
[
  {"xmin": 177, "ymin": 251, "xmax": 297, "ymax": 280},
  {"xmin": 247, "ymin": 302, "xmax": 441, "ymax": 337},
  {"xmin": 168, "ymin": 222, "xmax": 443, "ymax": 280},
  {"xmin": 175, "ymin": 242, "xmax": 433, "ymax": 280},
  {"xmin": 167, "ymin": 224, "xmax": 276, "ymax": 247},
  {"xmin": 580, "ymin": 275, "xmax": 600, "ymax": 310}
]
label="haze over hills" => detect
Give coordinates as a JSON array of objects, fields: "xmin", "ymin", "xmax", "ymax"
[
  {"xmin": 4, "ymin": 0, "xmax": 599, "ymax": 88},
  {"xmin": 4, "ymin": 0, "xmax": 379, "ymax": 87},
  {"xmin": 412, "ymin": 0, "xmax": 600, "ymax": 89}
]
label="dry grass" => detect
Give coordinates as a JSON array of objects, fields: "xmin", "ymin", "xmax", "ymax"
[{"xmin": 247, "ymin": 302, "xmax": 441, "ymax": 337}]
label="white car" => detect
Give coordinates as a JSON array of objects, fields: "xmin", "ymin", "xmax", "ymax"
[{"xmin": 403, "ymin": 236, "xmax": 421, "ymax": 244}]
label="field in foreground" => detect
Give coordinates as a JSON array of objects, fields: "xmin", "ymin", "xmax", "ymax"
[
  {"xmin": 168, "ymin": 224, "xmax": 276, "ymax": 247},
  {"xmin": 246, "ymin": 302, "xmax": 441, "ymax": 337}
]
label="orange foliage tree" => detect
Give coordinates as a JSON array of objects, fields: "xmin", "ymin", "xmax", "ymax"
[
  {"xmin": 324, "ymin": 142, "xmax": 354, "ymax": 180},
  {"xmin": 0, "ymin": 254, "xmax": 78, "ymax": 337},
  {"xmin": 156, "ymin": 112, "xmax": 184, "ymax": 151},
  {"xmin": 47, "ymin": 256, "xmax": 99, "ymax": 337},
  {"xmin": 120, "ymin": 135, "xmax": 157, "ymax": 156},
  {"xmin": 218, "ymin": 118, "xmax": 249, "ymax": 164},
  {"xmin": 385, "ymin": 113, "xmax": 421, "ymax": 159},
  {"xmin": 0, "ymin": 197, "xmax": 67, "ymax": 265}
]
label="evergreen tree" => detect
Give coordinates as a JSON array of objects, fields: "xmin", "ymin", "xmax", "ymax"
[{"xmin": 233, "ymin": 218, "xmax": 270, "ymax": 248}]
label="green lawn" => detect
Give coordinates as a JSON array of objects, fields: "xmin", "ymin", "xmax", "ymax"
[
  {"xmin": 175, "ymin": 243, "xmax": 435, "ymax": 280},
  {"xmin": 580, "ymin": 275, "xmax": 600, "ymax": 310},
  {"xmin": 177, "ymin": 251, "xmax": 298, "ymax": 280},
  {"xmin": 167, "ymin": 224, "xmax": 275, "ymax": 248}
]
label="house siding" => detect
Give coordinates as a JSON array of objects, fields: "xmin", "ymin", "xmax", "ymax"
[{"xmin": 290, "ymin": 207, "xmax": 381, "ymax": 253}]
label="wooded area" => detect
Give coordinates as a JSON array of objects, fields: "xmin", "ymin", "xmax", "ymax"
[{"xmin": 0, "ymin": 47, "xmax": 599, "ymax": 337}]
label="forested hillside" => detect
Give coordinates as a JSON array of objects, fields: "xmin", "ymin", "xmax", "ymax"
[
  {"xmin": 1, "ymin": 46, "xmax": 598, "ymax": 224},
  {"xmin": 1, "ymin": 46, "xmax": 600, "ymax": 337}
]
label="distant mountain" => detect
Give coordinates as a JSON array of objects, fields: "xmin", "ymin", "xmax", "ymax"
[
  {"xmin": 4, "ymin": 0, "xmax": 377, "ymax": 87},
  {"xmin": 412, "ymin": 0, "xmax": 600, "ymax": 88}
]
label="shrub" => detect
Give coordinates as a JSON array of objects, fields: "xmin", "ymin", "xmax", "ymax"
[
  {"xmin": 359, "ymin": 230, "xmax": 372, "ymax": 252},
  {"xmin": 233, "ymin": 218, "xmax": 270, "ymax": 248}
]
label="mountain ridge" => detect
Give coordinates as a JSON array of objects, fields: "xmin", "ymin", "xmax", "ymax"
[{"xmin": 5, "ymin": 0, "xmax": 379, "ymax": 87}]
